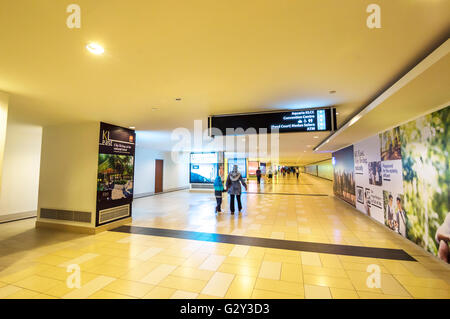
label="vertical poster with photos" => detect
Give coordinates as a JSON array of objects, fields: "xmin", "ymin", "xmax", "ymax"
[
  {"xmin": 96, "ymin": 122, "xmax": 136, "ymax": 226},
  {"xmin": 353, "ymin": 136, "xmax": 384, "ymax": 223},
  {"xmin": 332, "ymin": 145, "xmax": 356, "ymax": 206},
  {"xmin": 379, "ymin": 127, "xmax": 405, "ymax": 237}
]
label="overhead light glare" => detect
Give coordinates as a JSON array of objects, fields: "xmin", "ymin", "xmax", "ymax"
[
  {"xmin": 348, "ymin": 115, "xmax": 361, "ymax": 127},
  {"xmin": 86, "ymin": 42, "xmax": 104, "ymax": 55}
]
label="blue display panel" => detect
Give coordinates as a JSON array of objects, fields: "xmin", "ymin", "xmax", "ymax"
[
  {"xmin": 227, "ymin": 158, "xmax": 247, "ymax": 178},
  {"xmin": 189, "ymin": 152, "xmax": 218, "ymax": 184}
]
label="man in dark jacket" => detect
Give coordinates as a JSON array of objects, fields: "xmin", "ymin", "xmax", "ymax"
[{"xmin": 256, "ymin": 167, "xmax": 262, "ymax": 184}]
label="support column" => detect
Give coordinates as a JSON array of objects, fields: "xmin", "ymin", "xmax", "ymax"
[
  {"xmin": 36, "ymin": 122, "xmax": 133, "ymax": 234},
  {"xmin": 0, "ymin": 91, "xmax": 9, "ymax": 192}
]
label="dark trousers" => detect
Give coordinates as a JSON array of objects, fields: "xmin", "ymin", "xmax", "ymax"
[
  {"xmin": 229, "ymin": 194, "xmax": 242, "ymax": 213},
  {"xmin": 215, "ymin": 196, "xmax": 222, "ymax": 212},
  {"xmin": 296, "ymin": 173, "xmax": 299, "ymax": 179},
  {"xmin": 257, "ymin": 176, "xmax": 261, "ymax": 184}
]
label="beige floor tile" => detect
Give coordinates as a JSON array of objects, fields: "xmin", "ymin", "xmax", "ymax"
[
  {"xmin": 4, "ymin": 288, "xmax": 41, "ymax": 299},
  {"xmin": 304, "ymin": 284, "xmax": 332, "ymax": 299},
  {"xmin": 143, "ymin": 286, "xmax": 176, "ymax": 299},
  {"xmin": 218, "ymin": 263, "xmax": 259, "ymax": 277},
  {"xmin": 224, "ymin": 275, "xmax": 256, "ymax": 299},
  {"xmin": 62, "ymin": 275, "xmax": 115, "ymax": 299},
  {"xmin": 88, "ymin": 290, "xmax": 136, "ymax": 299},
  {"xmin": 171, "ymin": 266, "xmax": 215, "ymax": 281},
  {"xmin": 159, "ymin": 275, "xmax": 207, "ymax": 293},
  {"xmin": 330, "ymin": 287, "xmax": 359, "ymax": 299},
  {"xmin": 393, "ymin": 274, "xmax": 449, "ymax": 289},
  {"xmin": 0, "ymin": 285, "xmax": 23, "ymax": 298},
  {"xmin": 139, "ymin": 264, "xmax": 177, "ymax": 285},
  {"xmin": 280, "ymin": 263, "xmax": 303, "ymax": 283},
  {"xmin": 103, "ymin": 279, "xmax": 154, "ymax": 298},
  {"xmin": 229, "ymin": 245, "xmax": 250, "ymax": 258},
  {"xmin": 15, "ymin": 275, "xmax": 61, "ymax": 293},
  {"xmin": 302, "ymin": 265, "xmax": 347, "ymax": 277},
  {"xmin": 357, "ymin": 291, "xmax": 412, "ymax": 299},
  {"xmin": 199, "ymin": 255, "xmax": 226, "ymax": 271},
  {"xmin": 258, "ymin": 261, "xmax": 281, "ymax": 280},
  {"xmin": 403, "ymin": 285, "xmax": 450, "ymax": 299},
  {"xmin": 120, "ymin": 261, "xmax": 160, "ymax": 281},
  {"xmin": 379, "ymin": 274, "xmax": 411, "ymax": 297},
  {"xmin": 254, "ymin": 278, "xmax": 304, "ymax": 296},
  {"xmin": 251, "ymin": 289, "xmax": 304, "ymax": 299},
  {"xmin": 300, "ymin": 252, "xmax": 322, "ymax": 266},
  {"xmin": 303, "ymin": 274, "xmax": 354, "ymax": 290},
  {"xmin": 170, "ymin": 290, "xmax": 199, "ymax": 299},
  {"xmin": 197, "ymin": 294, "xmax": 220, "ymax": 299},
  {"xmin": 201, "ymin": 272, "xmax": 235, "ymax": 297},
  {"xmin": 58, "ymin": 253, "xmax": 99, "ymax": 268}
]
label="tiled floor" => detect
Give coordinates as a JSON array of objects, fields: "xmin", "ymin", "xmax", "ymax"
[{"xmin": 0, "ymin": 174, "xmax": 449, "ymax": 299}]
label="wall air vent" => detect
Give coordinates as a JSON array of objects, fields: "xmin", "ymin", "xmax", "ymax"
[
  {"xmin": 191, "ymin": 183, "xmax": 214, "ymax": 189},
  {"xmin": 40, "ymin": 208, "xmax": 91, "ymax": 223},
  {"xmin": 98, "ymin": 204, "xmax": 130, "ymax": 224}
]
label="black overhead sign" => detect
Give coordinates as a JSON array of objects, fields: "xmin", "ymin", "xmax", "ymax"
[{"xmin": 209, "ymin": 108, "xmax": 336, "ymax": 136}]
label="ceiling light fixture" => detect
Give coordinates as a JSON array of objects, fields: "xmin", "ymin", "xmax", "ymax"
[
  {"xmin": 175, "ymin": 98, "xmax": 182, "ymax": 101},
  {"xmin": 86, "ymin": 42, "xmax": 104, "ymax": 55},
  {"xmin": 313, "ymin": 136, "xmax": 319, "ymax": 139},
  {"xmin": 329, "ymin": 90, "xmax": 336, "ymax": 94},
  {"xmin": 129, "ymin": 126, "xmax": 135, "ymax": 129},
  {"xmin": 348, "ymin": 115, "xmax": 361, "ymax": 127}
]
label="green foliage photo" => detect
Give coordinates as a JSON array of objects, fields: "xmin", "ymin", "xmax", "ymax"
[{"xmin": 401, "ymin": 106, "xmax": 449, "ymax": 255}]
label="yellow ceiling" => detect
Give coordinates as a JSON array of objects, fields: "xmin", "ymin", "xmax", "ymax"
[
  {"xmin": 321, "ymin": 45, "xmax": 450, "ymax": 152},
  {"xmin": 0, "ymin": 0, "xmax": 448, "ymax": 164}
]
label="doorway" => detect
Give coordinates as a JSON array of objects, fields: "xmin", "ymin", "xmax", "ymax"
[{"xmin": 155, "ymin": 159, "xmax": 164, "ymax": 194}]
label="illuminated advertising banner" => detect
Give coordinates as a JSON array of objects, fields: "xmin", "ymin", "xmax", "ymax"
[
  {"xmin": 209, "ymin": 108, "xmax": 335, "ymax": 135},
  {"xmin": 248, "ymin": 161, "xmax": 259, "ymax": 176},
  {"xmin": 190, "ymin": 152, "xmax": 218, "ymax": 184},
  {"xmin": 96, "ymin": 122, "xmax": 135, "ymax": 226},
  {"xmin": 227, "ymin": 158, "xmax": 247, "ymax": 178},
  {"xmin": 260, "ymin": 163, "xmax": 266, "ymax": 175}
]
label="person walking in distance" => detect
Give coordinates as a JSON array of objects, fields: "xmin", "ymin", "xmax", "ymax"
[
  {"xmin": 226, "ymin": 165, "xmax": 247, "ymax": 215},
  {"xmin": 295, "ymin": 167, "xmax": 299, "ymax": 180},
  {"xmin": 256, "ymin": 167, "xmax": 262, "ymax": 184}
]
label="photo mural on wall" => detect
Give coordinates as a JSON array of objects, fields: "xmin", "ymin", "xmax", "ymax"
[
  {"xmin": 332, "ymin": 145, "xmax": 355, "ymax": 206},
  {"xmin": 400, "ymin": 106, "xmax": 449, "ymax": 261},
  {"xmin": 333, "ymin": 105, "xmax": 449, "ymax": 263}
]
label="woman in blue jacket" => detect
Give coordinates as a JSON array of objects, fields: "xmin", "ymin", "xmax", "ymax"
[
  {"xmin": 226, "ymin": 165, "xmax": 247, "ymax": 214},
  {"xmin": 214, "ymin": 170, "xmax": 225, "ymax": 214}
]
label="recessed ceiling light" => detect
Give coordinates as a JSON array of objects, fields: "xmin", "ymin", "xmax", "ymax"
[
  {"xmin": 329, "ymin": 90, "xmax": 336, "ymax": 94},
  {"xmin": 129, "ymin": 126, "xmax": 135, "ymax": 129},
  {"xmin": 313, "ymin": 136, "xmax": 319, "ymax": 139},
  {"xmin": 86, "ymin": 42, "xmax": 104, "ymax": 55}
]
